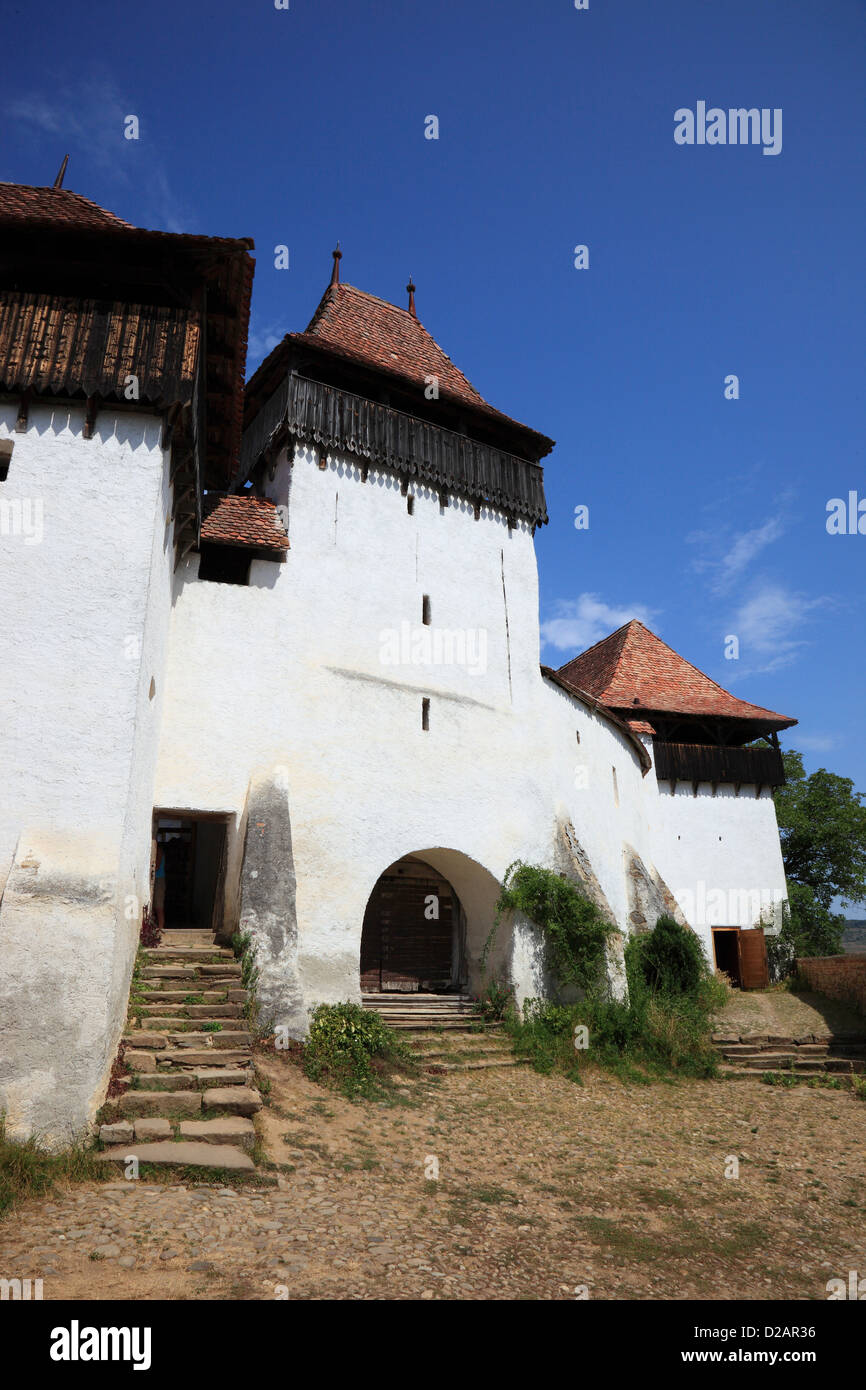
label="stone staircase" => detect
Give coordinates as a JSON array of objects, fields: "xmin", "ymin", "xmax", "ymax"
[
  {"xmin": 97, "ymin": 931, "xmax": 262, "ymax": 1173},
  {"xmin": 362, "ymin": 992, "xmax": 525, "ymax": 1074},
  {"xmin": 713, "ymin": 1030, "xmax": 866, "ymax": 1079}
]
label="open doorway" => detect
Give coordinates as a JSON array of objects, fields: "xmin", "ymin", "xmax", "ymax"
[
  {"xmin": 152, "ymin": 812, "xmax": 228, "ymax": 933},
  {"xmin": 712, "ymin": 927, "xmax": 742, "ymax": 988}
]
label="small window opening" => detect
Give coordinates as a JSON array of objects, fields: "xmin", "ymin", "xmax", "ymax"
[
  {"xmin": 612, "ymin": 766, "xmax": 619, "ymax": 806},
  {"xmin": 422, "ymin": 594, "xmax": 431, "ymax": 625},
  {"xmin": 407, "ymin": 495, "xmax": 414, "ymax": 515},
  {"xmin": 422, "ymin": 697, "xmax": 430, "ymax": 731},
  {"xmin": 0, "ymin": 440, "xmax": 12, "ymax": 481},
  {"xmin": 575, "ymin": 730, "xmax": 580, "ymax": 746},
  {"xmin": 148, "ymin": 677, "xmax": 156, "ymax": 700},
  {"xmin": 198, "ymin": 543, "xmax": 251, "ymax": 586}
]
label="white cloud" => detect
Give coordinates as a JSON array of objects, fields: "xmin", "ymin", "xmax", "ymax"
[
  {"xmin": 540, "ymin": 593, "xmax": 659, "ymax": 655},
  {"xmin": 790, "ymin": 733, "xmax": 836, "ymax": 752},
  {"xmin": 726, "ymin": 583, "xmax": 830, "ymax": 675},
  {"xmin": 7, "ymin": 80, "xmax": 193, "ymax": 232},
  {"xmin": 688, "ymin": 514, "xmax": 785, "ymax": 593},
  {"xmin": 246, "ymin": 324, "xmax": 284, "ymax": 371}
]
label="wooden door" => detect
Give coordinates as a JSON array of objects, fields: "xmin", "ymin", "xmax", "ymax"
[
  {"xmin": 360, "ymin": 860, "xmax": 454, "ymax": 992},
  {"xmin": 737, "ymin": 927, "xmax": 769, "ymax": 990}
]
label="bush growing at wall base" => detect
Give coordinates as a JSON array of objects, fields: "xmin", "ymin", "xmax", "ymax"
[
  {"xmin": 483, "ymin": 861, "xmax": 616, "ymax": 992},
  {"xmin": 303, "ymin": 1002, "xmax": 412, "ymax": 1099},
  {"xmin": 506, "ymin": 915, "xmax": 726, "ymax": 1081}
]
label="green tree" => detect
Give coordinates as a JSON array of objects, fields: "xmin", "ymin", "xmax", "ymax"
[{"xmin": 773, "ymin": 750, "xmax": 866, "ymax": 956}]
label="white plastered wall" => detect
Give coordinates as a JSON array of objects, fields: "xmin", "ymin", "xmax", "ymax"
[{"xmin": 0, "ymin": 403, "xmax": 174, "ymax": 1142}]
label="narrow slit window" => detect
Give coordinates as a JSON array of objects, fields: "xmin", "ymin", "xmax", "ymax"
[
  {"xmin": 612, "ymin": 767, "xmax": 619, "ymax": 807},
  {"xmin": 422, "ymin": 594, "xmax": 431, "ymax": 625},
  {"xmin": 422, "ymin": 697, "xmax": 430, "ymax": 731},
  {"xmin": 0, "ymin": 440, "xmax": 12, "ymax": 481},
  {"xmin": 407, "ymin": 495, "xmax": 414, "ymax": 515}
]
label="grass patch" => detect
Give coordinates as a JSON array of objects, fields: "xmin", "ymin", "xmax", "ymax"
[{"xmin": 0, "ymin": 1116, "xmax": 104, "ymax": 1219}]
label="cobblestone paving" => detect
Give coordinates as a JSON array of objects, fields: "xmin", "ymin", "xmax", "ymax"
[{"xmin": 2, "ymin": 1059, "xmax": 864, "ymax": 1300}]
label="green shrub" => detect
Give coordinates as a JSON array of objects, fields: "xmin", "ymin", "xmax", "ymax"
[
  {"xmin": 303, "ymin": 1002, "xmax": 411, "ymax": 1099},
  {"xmin": 504, "ymin": 915, "xmax": 723, "ymax": 1082},
  {"xmin": 483, "ymin": 861, "xmax": 616, "ymax": 993},
  {"xmin": 472, "ymin": 978, "xmax": 514, "ymax": 1022},
  {"xmin": 628, "ymin": 914, "xmax": 709, "ymax": 995}
]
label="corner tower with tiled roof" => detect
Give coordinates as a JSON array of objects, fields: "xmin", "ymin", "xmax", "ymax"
[
  {"xmin": 239, "ymin": 249, "xmax": 553, "ymax": 524},
  {"xmin": 558, "ymin": 620, "xmax": 796, "ymax": 794}
]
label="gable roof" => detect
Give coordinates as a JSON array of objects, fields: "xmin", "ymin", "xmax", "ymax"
[{"xmin": 556, "ymin": 620, "xmax": 796, "ymax": 729}]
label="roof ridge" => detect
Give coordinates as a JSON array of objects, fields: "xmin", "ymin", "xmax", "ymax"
[{"xmin": 558, "ymin": 617, "xmax": 638, "ymax": 672}]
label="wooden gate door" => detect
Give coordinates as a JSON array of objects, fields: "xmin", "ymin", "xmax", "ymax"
[
  {"xmin": 360, "ymin": 859, "xmax": 455, "ymax": 992},
  {"xmin": 737, "ymin": 927, "xmax": 769, "ymax": 990}
]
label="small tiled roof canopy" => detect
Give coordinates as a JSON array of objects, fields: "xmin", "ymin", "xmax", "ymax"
[
  {"xmin": 557, "ymin": 620, "xmax": 797, "ymax": 730},
  {"xmin": 201, "ymin": 494, "xmax": 289, "ymax": 554}
]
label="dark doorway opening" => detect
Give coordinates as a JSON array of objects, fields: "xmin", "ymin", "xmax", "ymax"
[
  {"xmin": 360, "ymin": 855, "xmax": 467, "ymax": 993},
  {"xmin": 152, "ymin": 812, "xmax": 228, "ymax": 933},
  {"xmin": 712, "ymin": 927, "xmax": 742, "ymax": 988}
]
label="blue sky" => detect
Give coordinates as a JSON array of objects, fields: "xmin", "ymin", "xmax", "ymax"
[{"xmin": 4, "ymin": 1, "xmax": 865, "ymax": 866}]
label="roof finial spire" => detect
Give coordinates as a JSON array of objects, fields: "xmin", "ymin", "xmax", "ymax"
[
  {"xmin": 330, "ymin": 242, "xmax": 342, "ymax": 287},
  {"xmin": 53, "ymin": 154, "xmax": 69, "ymax": 189},
  {"xmin": 406, "ymin": 277, "xmax": 416, "ymax": 318}
]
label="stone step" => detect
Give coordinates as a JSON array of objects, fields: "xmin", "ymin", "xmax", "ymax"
[
  {"xmin": 390, "ymin": 1021, "xmax": 502, "ymax": 1033},
  {"xmin": 161, "ymin": 930, "xmax": 216, "ymax": 947},
  {"xmin": 97, "ymin": 1141, "xmax": 254, "ymax": 1171},
  {"xmin": 118, "ymin": 1090, "xmax": 203, "ymax": 1118},
  {"xmin": 740, "ymin": 1054, "xmax": 858, "ymax": 1072},
  {"xmin": 197, "ymin": 963, "xmax": 242, "ymax": 977},
  {"xmin": 143, "ymin": 948, "xmax": 234, "ymax": 963},
  {"xmin": 417, "ymin": 1047, "xmax": 514, "ymax": 1063},
  {"xmin": 125, "ymin": 1067, "xmax": 252, "ymax": 1090},
  {"xmin": 179, "ymin": 1117, "xmax": 257, "ymax": 1152},
  {"xmin": 137, "ymin": 1021, "xmax": 249, "ymax": 1036},
  {"xmin": 719, "ymin": 1067, "xmax": 861, "ymax": 1084},
  {"xmin": 140, "ymin": 1003, "xmax": 244, "ymax": 1018},
  {"xmin": 142, "ymin": 966, "xmax": 197, "ymax": 980},
  {"xmin": 202, "ymin": 1086, "xmax": 262, "ymax": 1116},
  {"xmin": 140, "ymin": 989, "xmax": 247, "ymax": 1003},
  {"xmin": 435, "ymin": 1058, "xmax": 527, "ymax": 1072},
  {"xmin": 155, "ymin": 1049, "xmax": 252, "ymax": 1067}
]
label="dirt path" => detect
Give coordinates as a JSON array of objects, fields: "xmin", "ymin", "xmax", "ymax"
[
  {"xmin": 714, "ymin": 987, "xmax": 865, "ymax": 1039},
  {"xmin": 2, "ymin": 1055, "xmax": 864, "ymax": 1301}
]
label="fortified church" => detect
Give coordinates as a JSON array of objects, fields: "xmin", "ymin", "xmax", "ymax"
[{"xmin": 0, "ymin": 182, "xmax": 796, "ymax": 1141}]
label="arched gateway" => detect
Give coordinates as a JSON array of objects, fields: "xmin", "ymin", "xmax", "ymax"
[{"xmin": 360, "ymin": 855, "xmax": 467, "ymax": 994}]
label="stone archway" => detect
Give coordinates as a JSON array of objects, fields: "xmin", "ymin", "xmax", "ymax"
[{"xmin": 359, "ymin": 848, "xmax": 504, "ymax": 998}]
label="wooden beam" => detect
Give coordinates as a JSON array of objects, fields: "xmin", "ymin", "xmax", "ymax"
[{"xmin": 82, "ymin": 394, "xmax": 100, "ymax": 440}]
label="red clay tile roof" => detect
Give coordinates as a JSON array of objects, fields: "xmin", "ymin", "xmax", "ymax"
[
  {"xmin": 0, "ymin": 182, "xmax": 135, "ymax": 230},
  {"xmin": 201, "ymin": 494, "xmax": 288, "ymax": 554},
  {"xmin": 557, "ymin": 621, "xmax": 796, "ymax": 728},
  {"xmin": 626, "ymin": 719, "xmax": 656, "ymax": 735},
  {"xmin": 263, "ymin": 281, "xmax": 552, "ymax": 456},
  {"xmin": 301, "ymin": 283, "xmax": 488, "ymax": 408}
]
